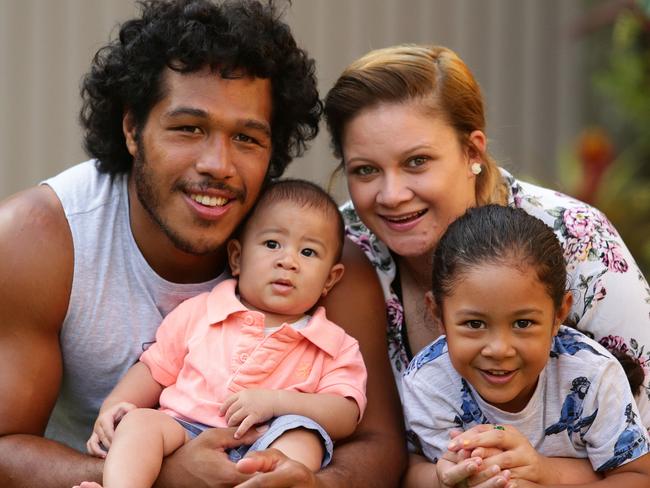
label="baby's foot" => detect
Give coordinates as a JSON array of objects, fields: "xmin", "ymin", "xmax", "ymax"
[{"xmin": 73, "ymin": 482, "xmax": 103, "ymax": 488}]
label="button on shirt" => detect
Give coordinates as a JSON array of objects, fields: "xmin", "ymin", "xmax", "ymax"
[{"xmin": 140, "ymin": 279, "xmax": 367, "ymax": 427}]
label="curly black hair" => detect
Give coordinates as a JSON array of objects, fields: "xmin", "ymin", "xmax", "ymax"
[{"xmin": 80, "ymin": 0, "xmax": 321, "ymax": 178}]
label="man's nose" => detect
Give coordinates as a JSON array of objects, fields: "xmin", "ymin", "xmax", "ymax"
[{"xmin": 195, "ymin": 134, "xmax": 236, "ymax": 179}]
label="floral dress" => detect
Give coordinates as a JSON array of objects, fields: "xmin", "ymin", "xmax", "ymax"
[{"xmin": 341, "ymin": 168, "xmax": 650, "ymax": 426}]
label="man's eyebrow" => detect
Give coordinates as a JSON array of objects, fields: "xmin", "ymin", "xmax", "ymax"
[
  {"xmin": 243, "ymin": 119, "xmax": 271, "ymax": 138},
  {"xmin": 165, "ymin": 106, "xmax": 271, "ymax": 137},
  {"xmin": 166, "ymin": 106, "xmax": 207, "ymax": 118}
]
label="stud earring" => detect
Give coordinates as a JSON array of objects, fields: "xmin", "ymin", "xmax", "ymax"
[{"xmin": 471, "ymin": 162, "xmax": 482, "ymax": 175}]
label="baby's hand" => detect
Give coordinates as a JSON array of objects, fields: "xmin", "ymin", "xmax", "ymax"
[
  {"xmin": 220, "ymin": 389, "xmax": 277, "ymax": 439},
  {"xmin": 86, "ymin": 401, "xmax": 137, "ymax": 457},
  {"xmin": 449, "ymin": 423, "xmax": 545, "ymax": 483}
]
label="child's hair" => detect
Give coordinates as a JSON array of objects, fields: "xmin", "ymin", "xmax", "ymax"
[
  {"xmin": 241, "ymin": 179, "xmax": 345, "ymax": 262},
  {"xmin": 432, "ymin": 204, "xmax": 646, "ymax": 396},
  {"xmin": 431, "ymin": 204, "xmax": 567, "ymax": 311}
]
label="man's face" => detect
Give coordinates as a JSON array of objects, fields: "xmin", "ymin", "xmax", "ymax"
[{"xmin": 125, "ymin": 67, "xmax": 272, "ymax": 258}]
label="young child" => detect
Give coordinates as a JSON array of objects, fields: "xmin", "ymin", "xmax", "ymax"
[
  {"xmin": 402, "ymin": 205, "xmax": 650, "ymax": 487},
  {"xmin": 75, "ymin": 179, "xmax": 367, "ymax": 488}
]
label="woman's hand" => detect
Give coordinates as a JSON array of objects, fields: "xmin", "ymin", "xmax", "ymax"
[
  {"xmin": 86, "ymin": 401, "xmax": 137, "ymax": 457},
  {"xmin": 448, "ymin": 424, "xmax": 548, "ymax": 484}
]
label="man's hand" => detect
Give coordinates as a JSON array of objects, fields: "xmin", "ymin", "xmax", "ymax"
[
  {"xmin": 155, "ymin": 426, "xmax": 263, "ymax": 488},
  {"xmin": 86, "ymin": 402, "xmax": 137, "ymax": 457},
  {"xmin": 234, "ymin": 448, "xmax": 318, "ymax": 488},
  {"xmin": 221, "ymin": 389, "xmax": 278, "ymax": 439}
]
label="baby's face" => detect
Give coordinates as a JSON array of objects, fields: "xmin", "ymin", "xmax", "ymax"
[{"xmin": 228, "ymin": 200, "xmax": 343, "ymax": 324}]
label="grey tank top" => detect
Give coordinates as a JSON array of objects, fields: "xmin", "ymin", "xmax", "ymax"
[{"xmin": 43, "ymin": 160, "xmax": 225, "ymax": 451}]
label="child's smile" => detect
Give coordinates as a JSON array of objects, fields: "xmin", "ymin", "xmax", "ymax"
[{"xmin": 440, "ymin": 261, "xmax": 566, "ymax": 413}]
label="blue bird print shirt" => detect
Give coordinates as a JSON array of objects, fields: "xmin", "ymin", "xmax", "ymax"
[
  {"xmin": 402, "ymin": 326, "xmax": 650, "ymax": 471},
  {"xmin": 342, "ymin": 168, "xmax": 650, "ymax": 427}
]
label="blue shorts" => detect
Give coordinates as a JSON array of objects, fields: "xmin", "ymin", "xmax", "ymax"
[{"xmin": 174, "ymin": 414, "xmax": 333, "ymax": 468}]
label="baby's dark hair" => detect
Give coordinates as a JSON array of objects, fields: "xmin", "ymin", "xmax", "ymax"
[
  {"xmin": 80, "ymin": 0, "xmax": 321, "ymax": 179},
  {"xmin": 432, "ymin": 205, "xmax": 567, "ymax": 311},
  {"xmin": 242, "ymin": 179, "xmax": 345, "ymax": 262}
]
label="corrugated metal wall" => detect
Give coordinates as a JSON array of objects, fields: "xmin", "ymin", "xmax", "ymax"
[{"xmin": 0, "ymin": 0, "xmax": 585, "ymax": 201}]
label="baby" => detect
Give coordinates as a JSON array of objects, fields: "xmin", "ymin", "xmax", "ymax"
[{"xmin": 76, "ymin": 179, "xmax": 367, "ymax": 488}]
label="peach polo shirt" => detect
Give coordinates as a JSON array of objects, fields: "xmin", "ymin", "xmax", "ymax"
[{"xmin": 140, "ymin": 279, "xmax": 367, "ymax": 427}]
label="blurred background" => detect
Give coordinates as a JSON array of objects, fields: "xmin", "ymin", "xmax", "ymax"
[{"xmin": 0, "ymin": 0, "xmax": 648, "ymax": 273}]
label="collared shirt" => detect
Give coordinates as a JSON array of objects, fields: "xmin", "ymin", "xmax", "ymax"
[{"xmin": 140, "ymin": 279, "xmax": 367, "ymax": 427}]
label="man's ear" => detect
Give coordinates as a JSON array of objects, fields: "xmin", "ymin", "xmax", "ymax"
[
  {"xmin": 123, "ymin": 110, "xmax": 138, "ymax": 157},
  {"xmin": 321, "ymin": 263, "xmax": 345, "ymax": 298},
  {"xmin": 425, "ymin": 291, "xmax": 445, "ymax": 335},
  {"xmin": 227, "ymin": 239, "xmax": 243, "ymax": 277},
  {"xmin": 553, "ymin": 291, "xmax": 573, "ymax": 336}
]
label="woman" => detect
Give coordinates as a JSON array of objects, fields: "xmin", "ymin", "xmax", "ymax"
[{"xmin": 324, "ymin": 44, "xmax": 650, "ymax": 486}]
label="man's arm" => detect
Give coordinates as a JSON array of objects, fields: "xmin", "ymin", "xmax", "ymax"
[
  {"xmin": 233, "ymin": 239, "xmax": 407, "ymax": 488},
  {"xmin": 314, "ymin": 240, "xmax": 406, "ymax": 486},
  {"xmin": 0, "ymin": 186, "xmax": 105, "ymax": 486}
]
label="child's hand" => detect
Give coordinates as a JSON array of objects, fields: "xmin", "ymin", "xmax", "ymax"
[
  {"xmin": 86, "ymin": 401, "xmax": 137, "ymax": 457},
  {"xmin": 435, "ymin": 454, "xmax": 515, "ymax": 488},
  {"xmin": 449, "ymin": 423, "xmax": 546, "ymax": 483},
  {"xmin": 220, "ymin": 389, "xmax": 278, "ymax": 439}
]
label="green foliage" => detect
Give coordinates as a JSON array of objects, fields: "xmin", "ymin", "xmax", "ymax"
[{"xmin": 568, "ymin": 1, "xmax": 650, "ymax": 274}]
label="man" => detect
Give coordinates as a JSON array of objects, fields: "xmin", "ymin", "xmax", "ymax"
[{"xmin": 0, "ymin": 1, "xmax": 405, "ymax": 486}]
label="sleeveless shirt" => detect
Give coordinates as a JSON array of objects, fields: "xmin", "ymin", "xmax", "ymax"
[{"xmin": 42, "ymin": 160, "xmax": 224, "ymax": 452}]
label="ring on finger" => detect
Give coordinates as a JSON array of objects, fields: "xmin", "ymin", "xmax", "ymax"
[{"xmin": 493, "ymin": 424, "xmax": 505, "ymax": 431}]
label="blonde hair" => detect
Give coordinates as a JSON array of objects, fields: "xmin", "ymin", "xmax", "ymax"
[{"xmin": 324, "ymin": 44, "xmax": 507, "ymax": 206}]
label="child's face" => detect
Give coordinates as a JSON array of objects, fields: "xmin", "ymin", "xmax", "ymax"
[
  {"xmin": 227, "ymin": 200, "xmax": 344, "ymax": 324},
  {"xmin": 437, "ymin": 261, "xmax": 569, "ymax": 413}
]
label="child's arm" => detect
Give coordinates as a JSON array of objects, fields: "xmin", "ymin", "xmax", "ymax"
[
  {"xmin": 512, "ymin": 453, "xmax": 650, "ymax": 488},
  {"xmin": 449, "ymin": 424, "xmax": 602, "ymax": 485},
  {"xmin": 86, "ymin": 362, "xmax": 164, "ymax": 456},
  {"xmin": 402, "ymin": 434, "xmax": 514, "ymax": 488},
  {"xmin": 220, "ymin": 389, "xmax": 359, "ymax": 440}
]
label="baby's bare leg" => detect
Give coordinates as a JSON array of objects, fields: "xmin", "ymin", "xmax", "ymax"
[
  {"xmin": 102, "ymin": 408, "xmax": 188, "ymax": 488},
  {"xmin": 238, "ymin": 428, "xmax": 324, "ymax": 474}
]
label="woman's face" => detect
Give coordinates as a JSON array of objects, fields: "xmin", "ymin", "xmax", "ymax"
[{"xmin": 342, "ymin": 101, "xmax": 484, "ymax": 258}]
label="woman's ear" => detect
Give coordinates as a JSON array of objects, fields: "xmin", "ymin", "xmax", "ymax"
[
  {"xmin": 425, "ymin": 291, "xmax": 445, "ymax": 335},
  {"xmin": 123, "ymin": 110, "xmax": 139, "ymax": 157},
  {"xmin": 467, "ymin": 130, "xmax": 487, "ymax": 160},
  {"xmin": 227, "ymin": 239, "xmax": 243, "ymax": 277},
  {"xmin": 553, "ymin": 291, "xmax": 574, "ymax": 335}
]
